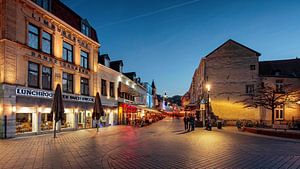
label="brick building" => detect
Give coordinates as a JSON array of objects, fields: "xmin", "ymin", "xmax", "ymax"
[{"xmin": 185, "ymin": 39, "xmax": 300, "ymax": 125}]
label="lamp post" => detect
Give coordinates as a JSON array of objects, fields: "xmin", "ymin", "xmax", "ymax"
[{"xmin": 206, "ymin": 84, "xmax": 211, "ymax": 130}]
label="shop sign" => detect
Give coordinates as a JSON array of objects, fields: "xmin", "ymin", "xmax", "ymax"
[{"xmin": 16, "ymin": 87, "xmax": 94, "ymax": 103}]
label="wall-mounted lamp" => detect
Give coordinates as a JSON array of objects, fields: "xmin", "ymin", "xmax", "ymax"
[{"xmin": 206, "ymin": 84, "xmax": 211, "ymax": 92}]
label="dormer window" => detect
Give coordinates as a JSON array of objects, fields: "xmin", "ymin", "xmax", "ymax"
[
  {"xmin": 33, "ymin": 0, "xmax": 51, "ymax": 11},
  {"xmin": 104, "ymin": 59, "xmax": 110, "ymax": 67},
  {"xmin": 119, "ymin": 65, "xmax": 123, "ymax": 73},
  {"xmin": 81, "ymin": 23, "xmax": 90, "ymax": 36}
]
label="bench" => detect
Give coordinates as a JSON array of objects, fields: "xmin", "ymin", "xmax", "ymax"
[{"xmin": 273, "ymin": 124, "xmax": 288, "ymax": 131}]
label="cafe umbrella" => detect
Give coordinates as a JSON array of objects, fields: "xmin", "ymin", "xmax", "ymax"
[
  {"xmin": 51, "ymin": 84, "xmax": 64, "ymax": 138},
  {"xmin": 92, "ymin": 92, "xmax": 104, "ymax": 132}
]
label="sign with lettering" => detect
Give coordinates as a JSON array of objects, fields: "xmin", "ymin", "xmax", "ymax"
[
  {"xmin": 16, "ymin": 87, "xmax": 94, "ymax": 103},
  {"xmin": 29, "ymin": 51, "xmax": 90, "ymax": 75}
]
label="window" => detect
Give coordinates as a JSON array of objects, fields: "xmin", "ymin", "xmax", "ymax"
[
  {"xmin": 245, "ymin": 84, "xmax": 254, "ymax": 94},
  {"xmin": 28, "ymin": 62, "xmax": 39, "ymax": 88},
  {"xmin": 80, "ymin": 51, "xmax": 89, "ymax": 69},
  {"xmin": 110, "ymin": 82, "xmax": 115, "ymax": 97},
  {"xmin": 275, "ymin": 105, "xmax": 284, "ymax": 120},
  {"xmin": 81, "ymin": 23, "xmax": 89, "ymax": 36},
  {"xmin": 101, "ymin": 79, "xmax": 107, "ymax": 96},
  {"xmin": 42, "ymin": 31, "xmax": 52, "ymax": 54},
  {"xmin": 63, "ymin": 42, "xmax": 73, "ymax": 63},
  {"xmin": 81, "ymin": 77, "xmax": 89, "ymax": 95},
  {"xmin": 34, "ymin": 0, "xmax": 50, "ymax": 11},
  {"xmin": 28, "ymin": 24, "xmax": 39, "ymax": 49},
  {"xmin": 276, "ymin": 80, "xmax": 284, "ymax": 93},
  {"xmin": 62, "ymin": 72, "xmax": 73, "ymax": 93},
  {"xmin": 42, "ymin": 66, "xmax": 52, "ymax": 90},
  {"xmin": 250, "ymin": 65, "xmax": 256, "ymax": 70}
]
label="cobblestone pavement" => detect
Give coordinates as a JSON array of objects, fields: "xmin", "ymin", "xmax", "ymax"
[{"xmin": 1, "ymin": 117, "xmax": 300, "ymax": 169}]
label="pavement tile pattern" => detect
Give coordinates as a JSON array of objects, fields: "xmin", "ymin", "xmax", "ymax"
[{"xmin": 0, "ymin": 117, "xmax": 300, "ymax": 169}]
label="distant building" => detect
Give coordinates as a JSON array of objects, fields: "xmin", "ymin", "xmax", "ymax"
[{"xmin": 185, "ymin": 39, "xmax": 300, "ymax": 125}]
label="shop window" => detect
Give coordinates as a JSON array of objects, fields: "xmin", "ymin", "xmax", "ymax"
[
  {"xmin": 41, "ymin": 113, "xmax": 53, "ymax": 131},
  {"xmin": 63, "ymin": 41, "xmax": 73, "ymax": 63},
  {"xmin": 28, "ymin": 24, "xmax": 39, "ymax": 49},
  {"xmin": 80, "ymin": 51, "xmax": 89, "ymax": 69},
  {"xmin": 110, "ymin": 82, "xmax": 115, "ymax": 97},
  {"xmin": 245, "ymin": 84, "xmax": 254, "ymax": 94},
  {"xmin": 16, "ymin": 113, "xmax": 32, "ymax": 133},
  {"xmin": 28, "ymin": 62, "xmax": 39, "ymax": 88},
  {"xmin": 81, "ymin": 77, "xmax": 89, "ymax": 95},
  {"xmin": 275, "ymin": 105, "xmax": 284, "ymax": 120},
  {"xmin": 101, "ymin": 79, "xmax": 107, "ymax": 96},
  {"xmin": 42, "ymin": 66, "xmax": 52, "ymax": 90},
  {"xmin": 61, "ymin": 113, "xmax": 72, "ymax": 129},
  {"xmin": 62, "ymin": 72, "xmax": 73, "ymax": 93},
  {"xmin": 42, "ymin": 31, "xmax": 52, "ymax": 54}
]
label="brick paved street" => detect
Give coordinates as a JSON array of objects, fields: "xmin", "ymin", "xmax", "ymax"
[{"xmin": 1, "ymin": 117, "xmax": 300, "ymax": 169}]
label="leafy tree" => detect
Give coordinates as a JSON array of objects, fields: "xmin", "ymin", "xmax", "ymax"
[{"xmin": 238, "ymin": 83, "xmax": 299, "ymax": 124}]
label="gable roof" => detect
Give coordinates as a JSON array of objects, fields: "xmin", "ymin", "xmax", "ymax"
[
  {"xmin": 204, "ymin": 39, "xmax": 261, "ymax": 58},
  {"xmin": 259, "ymin": 58, "xmax": 300, "ymax": 78}
]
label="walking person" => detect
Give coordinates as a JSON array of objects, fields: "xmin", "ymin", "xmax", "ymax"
[
  {"xmin": 187, "ymin": 114, "xmax": 191, "ymax": 131},
  {"xmin": 184, "ymin": 115, "xmax": 188, "ymax": 130},
  {"xmin": 190, "ymin": 114, "xmax": 195, "ymax": 131}
]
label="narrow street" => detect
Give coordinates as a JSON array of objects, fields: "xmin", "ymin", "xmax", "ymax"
[{"xmin": 0, "ymin": 117, "xmax": 300, "ymax": 169}]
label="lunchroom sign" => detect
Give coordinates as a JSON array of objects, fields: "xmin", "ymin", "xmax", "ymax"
[{"xmin": 16, "ymin": 87, "xmax": 94, "ymax": 103}]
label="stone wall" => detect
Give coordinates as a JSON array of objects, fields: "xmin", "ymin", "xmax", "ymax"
[{"xmin": 205, "ymin": 40, "xmax": 260, "ymax": 121}]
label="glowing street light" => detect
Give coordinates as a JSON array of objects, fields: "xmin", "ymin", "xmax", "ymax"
[{"xmin": 206, "ymin": 84, "xmax": 211, "ymax": 92}]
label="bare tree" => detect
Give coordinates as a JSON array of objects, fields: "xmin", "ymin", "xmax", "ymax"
[{"xmin": 237, "ymin": 83, "xmax": 299, "ymax": 124}]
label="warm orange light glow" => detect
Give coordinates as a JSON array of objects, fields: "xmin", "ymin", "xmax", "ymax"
[{"xmin": 206, "ymin": 84, "xmax": 211, "ymax": 92}]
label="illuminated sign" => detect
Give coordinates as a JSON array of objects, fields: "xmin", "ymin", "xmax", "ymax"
[{"xmin": 16, "ymin": 87, "xmax": 94, "ymax": 103}]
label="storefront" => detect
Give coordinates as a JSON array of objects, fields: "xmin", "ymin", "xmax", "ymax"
[
  {"xmin": 118, "ymin": 103, "xmax": 138, "ymax": 125},
  {"xmin": 14, "ymin": 87, "xmax": 94, "ymax": 135}
]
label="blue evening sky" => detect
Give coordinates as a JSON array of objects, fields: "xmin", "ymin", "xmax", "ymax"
[{"xmin": 62, "ymin": 0, "xmax": 300, "ymax": 96}]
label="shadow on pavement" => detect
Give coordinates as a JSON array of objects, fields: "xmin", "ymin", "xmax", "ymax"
[{"xmin": 176, "ymin": 131, "xmax": 191, "ymax": 135}]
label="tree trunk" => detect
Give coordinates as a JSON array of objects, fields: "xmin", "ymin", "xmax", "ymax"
[{"xmin": 271, "ymin": 108, "xmax": 275, "ymax": 124}]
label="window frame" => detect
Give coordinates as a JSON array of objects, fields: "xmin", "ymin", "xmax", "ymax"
[
  {"xmin": 28, "ymin": 61, "xmax": 40, "ymax": 88},
  {"xmin": 245, "ymin": 84, "xmax": 254, "ymax": 94},
  {"xmin": 81, "ymin": 23, "xmax": 90, "ymax": 36},
  {"xmin": 101, "ymin": 79, "xmax": 107, "ymax": 96},
  {"xmin": 110, "ymin": 82, "xmax": 115, "ymax": 97},
  {"xmin": 62, "ymin": 41, "xmax": 74, "ymax": 63},
  {"xmin": 28, "ymin": 23, "xmax": 40, "ymax": 50},
  {"xmin": 42, "ymin": 31, "xmax": 52, "ymax": 54},
  {"xmin": 62, "ymin": 72, "xmax": 73, "ymax": 93},
  {"xmin": 42, "ymin": 66, "xmax": 52, "ymax": 90},
  {"xmin": 275, "ymin": 104, "xmax": 284, "ymax": 120},
  {"xmin": 80, "ymin": 77, "xmax": 89, "ymax": 96},
  {"xmin": 250, "ymin": 65, "xmax": 256, "ymax": 70},
  {"xmin": 80, "ymin": 50, "xmax": 89, "ymax": 69},
  {"xmin": 275, "ymin": 80, "xmax": 284, "ymax": 93}
]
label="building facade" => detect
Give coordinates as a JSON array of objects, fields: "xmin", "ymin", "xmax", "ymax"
[
  {"xmin": 185, "ymin": 39, "xmax": 300, "ymax": 125},
  {"xmin": 0, "ymin": 0, "xmax": 158, "ymax": 138}
]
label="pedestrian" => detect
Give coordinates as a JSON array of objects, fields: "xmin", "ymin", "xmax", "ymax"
[
  {"xmin": 187, "ymin": 114, "xmax": 192, "ymax": 131},
  {"xmin": 183, "ymin": 115, "xmax": 188, "ymax": 130},
  {"xmin": 190, "ymin": 114, "xmax": 195, "ymax": 131}
]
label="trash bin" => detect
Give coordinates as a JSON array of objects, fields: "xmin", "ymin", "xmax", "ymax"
[{"xmin": 217, "ymin": 121, "xmax": 222, "ymax": 129}]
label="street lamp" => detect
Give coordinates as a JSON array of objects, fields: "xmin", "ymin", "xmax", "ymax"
[{"xmin": 206, "ymin": 84, "xmax": 211, "ymax": 130}]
